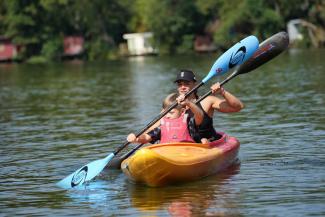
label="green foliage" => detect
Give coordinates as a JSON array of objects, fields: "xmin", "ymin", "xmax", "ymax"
[
  {"xmin": 177, "ymin": 34, "xmax": 195, "ymax": 54},
  {"xmin": 85, "ymin": 37, "xmax": 118, "ymax": 61},
  {"xmin": 135, "ymin": 0, "xmax": 206, "ymax": 54},
  {"xmin": 41, "ymin": 37, "xmax": 63, "ymax": 61},
  {"xmin": 3, "ymin": 1, "xmax": 38, "ymax": 44},
  {"xmin": 0, "ymin": 1, "xmax": 7, "ymax": 33},
  {"xmin": 2, "ymin": 0, "xmax": 68, "ymax": 58},
  {"xmin": 212, "ymin": 0, "xmax": 283, "ymax": 47},
  {"xmin": 0, "ymin": 0, "xmax": 323, "ymax": 61},
  {"xmin": 195, "ymin": 0, "xmax": 221, "ymax": 16},
  {"xmin": 128, "ymin": 0, "xmax": 150, "ymax": 32},
  {"xmin": 26, "ymin": 55, "xmax": 48, "ymax": 64}
]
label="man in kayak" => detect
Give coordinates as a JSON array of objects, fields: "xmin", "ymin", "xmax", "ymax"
[
  {"xmin": 174, "ymin": 69, "xmax": 244, "ymax": 142},
  {"xmin": 106, "ymin": 70, "xmax": 243, "ymax": 169},
  {"xmin": 127, "ymin": 93, "xmax": 209, "ymax": 144}
]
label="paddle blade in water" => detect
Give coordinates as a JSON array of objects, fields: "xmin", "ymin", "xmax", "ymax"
[
  {"xmin": 202, "ymin": 35, "xmax": 259, "ymax": 83},
  {"xmin": 236, "ymin": 31, "xmax": 289, "ymax": 75},
  {"xmin": 56, "ymin": 153, "xmax": 115, "ymax": 189}
]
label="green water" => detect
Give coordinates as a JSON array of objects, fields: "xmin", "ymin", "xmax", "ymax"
[{"xmin": 0, "ymin": 49, "xmax": 324, "ymax": 216}]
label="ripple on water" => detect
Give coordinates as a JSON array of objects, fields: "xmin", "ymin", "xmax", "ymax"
[{"xmin": 1, "ymin": 53, "xmax": 325, "ymax": 216}]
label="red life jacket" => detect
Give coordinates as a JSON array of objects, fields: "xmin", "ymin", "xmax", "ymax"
[{"xmin": 160, "ymin": 112, "xmax": 195, "ymax": 143}]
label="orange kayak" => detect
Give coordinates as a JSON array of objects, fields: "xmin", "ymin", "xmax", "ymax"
[{"xmin": 121, "ymin": 133, "xmax": 240, "ymax": 187}]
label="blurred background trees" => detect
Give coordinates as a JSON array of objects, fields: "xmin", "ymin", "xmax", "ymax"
[{"xmin": 0, "ymin": 0, "xmax": 324, "ymax": 61}]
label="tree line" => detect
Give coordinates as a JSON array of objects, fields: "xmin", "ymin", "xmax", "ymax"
[{"xmin": 0, "ymin": 0, "xmax": 324, "ymax": 61}]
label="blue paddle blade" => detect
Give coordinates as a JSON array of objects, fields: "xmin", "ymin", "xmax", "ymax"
[
  {"xmin": 202, "ymin": 35, "xmax": 259, "ymax": 83},
  {"xmin": 56, "ymin": 153, "xmax": 115, "ymax": 189}
]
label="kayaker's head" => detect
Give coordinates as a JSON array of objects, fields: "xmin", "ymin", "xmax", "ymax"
[
  {"xmin": 175, "ymin": 69, "xmax": 197, "ymax": 97},
  {"xmin": 163, "ymin": 93, "xmax": 184, "ymax": 119}
]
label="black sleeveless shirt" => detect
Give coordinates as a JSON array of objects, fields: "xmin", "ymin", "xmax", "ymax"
[{"xmin": 196, "ymin": 103, "xmax": 222, "ymax": 141}]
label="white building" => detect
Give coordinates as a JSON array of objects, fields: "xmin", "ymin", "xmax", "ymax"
[
  {"xmin": 123, "ymin": 32, "xmax": 158, "ymax": 56},
  {"xmin": 287, "ymin": 19, "xmax": 325, "ymax": 47}
]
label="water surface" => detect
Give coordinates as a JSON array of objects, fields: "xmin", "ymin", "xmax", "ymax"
[{"xmin": 0, "ymin": 50, "xmax": 324, "ymax": 216}]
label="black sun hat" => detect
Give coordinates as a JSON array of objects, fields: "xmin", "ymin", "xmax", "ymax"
[{"xmin": 174, "ymin": 69, "xmax": 197, "ymax": 83}]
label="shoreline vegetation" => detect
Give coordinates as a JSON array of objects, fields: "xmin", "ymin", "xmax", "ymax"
[{"xmin": 0, "ymin": 0, "xmax": 324, "ymax": 63}]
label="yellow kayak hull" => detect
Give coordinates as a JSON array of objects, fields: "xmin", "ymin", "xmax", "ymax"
[{"xmin": 121, "ymin": 134, "xmax": 240, "ymax": 187}]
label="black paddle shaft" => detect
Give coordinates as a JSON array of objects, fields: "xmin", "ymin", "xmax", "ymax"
[
  {"xmin": 195, "ymin": 70, "xmax": 238, "ymax": 104},
  {"xmin": 113, "ymin": 81, "xmax": 205, "ymax": 155}
]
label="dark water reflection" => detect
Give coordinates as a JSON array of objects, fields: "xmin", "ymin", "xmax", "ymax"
[
  {"xmin": 125, "ymin": 163, "xmax": 242, "ymax": 216},
  {"xmin": 0, "ymin": 50, "xmax": 324, "ymax": 216}
]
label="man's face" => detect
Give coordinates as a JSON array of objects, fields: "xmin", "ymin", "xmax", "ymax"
[{"xmin": 176, "ymin": 80, "xmax": 195, "ymax": 95}]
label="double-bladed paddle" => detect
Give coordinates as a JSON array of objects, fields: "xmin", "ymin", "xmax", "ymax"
[
  {"xmin": 56, "ymin": 35, "xmax": 259, "ymax": 189},
  {"xmin": 108, "ymin": 32, "xmax": 289, "ymax": 169},
  {"xmin": 196, "ymin": 31, "xmax": 289, "ymax": 103}
]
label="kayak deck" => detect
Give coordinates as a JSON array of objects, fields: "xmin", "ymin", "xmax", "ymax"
[{"xmin": 147, "ymin": 143, "xmax": 222, "ymax": 165}]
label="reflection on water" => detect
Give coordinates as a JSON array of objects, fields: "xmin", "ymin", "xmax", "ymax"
[
  {"xmin": 126, "ymin": 163, "xmax": 241, "ymax": 216},
  {"xmin": 0, "ymin": 50, "xmax": 325, "ymax": 216}
]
